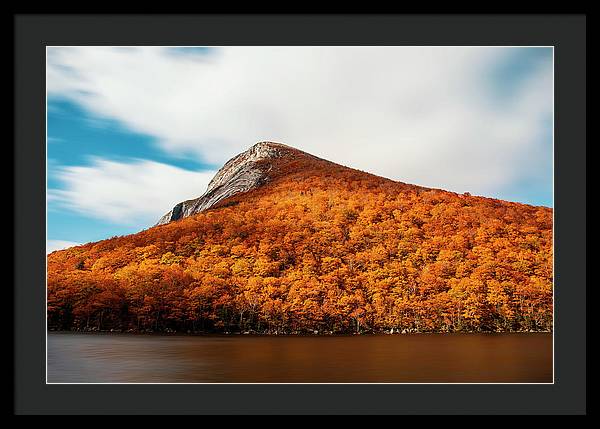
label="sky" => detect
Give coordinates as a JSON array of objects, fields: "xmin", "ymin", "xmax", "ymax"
[{"xmin": 46, "ymin": 46, "xmax": 553, "ymax": 253}]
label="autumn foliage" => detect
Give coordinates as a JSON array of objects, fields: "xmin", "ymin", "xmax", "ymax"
[{"xmin": 48, "ymin": 150, "xmax": 553, "ymax": 334}]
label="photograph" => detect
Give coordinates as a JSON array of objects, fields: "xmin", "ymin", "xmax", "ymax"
[{"xmin": 45, "ymin": 45, "xmax": 554, "ymax": 384}]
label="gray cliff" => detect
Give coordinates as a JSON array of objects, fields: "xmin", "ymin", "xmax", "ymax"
[{"xmin": 156, "ymin": 141, "xmax": 292, "ymax": 225}]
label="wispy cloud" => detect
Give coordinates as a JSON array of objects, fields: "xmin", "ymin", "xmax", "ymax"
[
  {"xmin": 47, "ymin": 46, "xmax": 552, "ymax": 201},
  {"xmin": 47, "ymin": 240, "xmax": 80, "ymax": 254},
  {"xmin": 48, "ymin": 157, "xmax": 216, "ymax": 225}
]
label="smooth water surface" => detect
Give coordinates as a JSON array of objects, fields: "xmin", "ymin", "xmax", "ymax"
[{"xmin": 47, "ymin": 332, "xmax": 552, "ymax": 383}]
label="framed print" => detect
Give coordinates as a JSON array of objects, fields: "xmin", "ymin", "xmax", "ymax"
[{"xmin": 14, "ymin": 13, "xmax": 586, "ymax": 415}]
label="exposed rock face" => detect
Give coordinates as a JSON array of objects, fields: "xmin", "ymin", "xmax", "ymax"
[{"xmin": 156, "ymin": 141, "xmax": 295, "ymax": 225}]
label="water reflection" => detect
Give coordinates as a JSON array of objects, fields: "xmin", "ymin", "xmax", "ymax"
[{"xmin": 47, "ymin": 332, "xmax": 552, "ymax": 383}]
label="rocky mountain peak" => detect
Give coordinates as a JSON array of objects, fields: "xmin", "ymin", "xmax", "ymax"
[{"xmin": 156, "ymin": 141, "xmax": 300, "ymax": 225}]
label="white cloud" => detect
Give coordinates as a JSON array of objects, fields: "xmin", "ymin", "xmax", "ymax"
[
  {"xmin": 49, "ymin": 158, "xmax": 216, "ymax": 225},
  {"xmin": 47, "ymin": 46, "xmax": 552, "ymax": 198},
  {"xmin": 47, "ymin": 240, "xmax": 80, "ymax": 254}
]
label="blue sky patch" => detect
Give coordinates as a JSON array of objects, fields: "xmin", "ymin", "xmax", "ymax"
[
  {"xmin": 487, "ymin": 47, "xmax": 553, "ymax": 104},
  {"xmin": 47, "ymin": 98, "xmax": 213, "ymax": 172}
]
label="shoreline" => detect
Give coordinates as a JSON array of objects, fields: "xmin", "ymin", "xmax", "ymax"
[{"xmin": 47, "ymin": 329, "xmax": 552, "ymax": 337}]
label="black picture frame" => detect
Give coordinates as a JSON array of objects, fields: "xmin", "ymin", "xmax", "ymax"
[{"xmin": 14, "ymin": 14, "xmax": 586, "ymax": 415}]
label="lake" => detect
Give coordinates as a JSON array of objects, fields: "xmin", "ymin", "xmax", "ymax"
[{"xmin": 47, "ymin": 332, "xmax": 552, "ymax": 383}]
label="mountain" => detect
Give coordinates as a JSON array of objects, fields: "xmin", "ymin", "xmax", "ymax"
[
  {"xmin": 157, "ymin": 142, "xmax": 322, "ymax": 225},
  {"xmin": 47, "ymin": 142, "xmax": 553, "ymax": 334}
]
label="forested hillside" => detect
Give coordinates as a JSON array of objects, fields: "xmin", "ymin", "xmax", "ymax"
[{"xmin": 48, "ymin": 144, "xmax": 553, "ymax": 334}]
